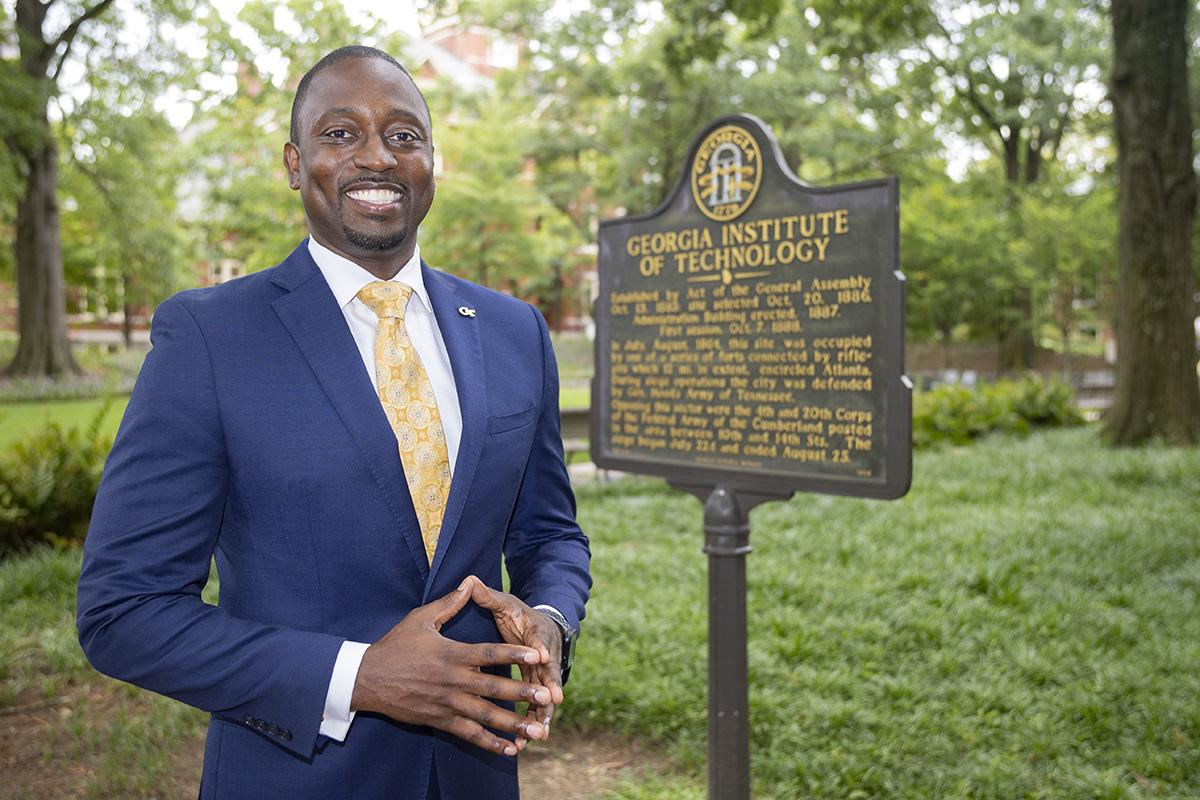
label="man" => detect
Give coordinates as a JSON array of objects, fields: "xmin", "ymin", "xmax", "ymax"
[{"xmin": 76, "ymin": 46, "xmax": 591, "ymax": 800}]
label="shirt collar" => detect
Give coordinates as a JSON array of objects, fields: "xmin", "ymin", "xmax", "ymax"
[{"xmin": 307, "ymin": 236, "xmax": 431, "ymax": 314}]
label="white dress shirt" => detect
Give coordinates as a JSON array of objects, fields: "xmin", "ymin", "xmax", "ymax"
[
  {"xmin": 307, "ymin": 237, "xmax": 562, "ymax": 741},
  {"xmin": 309, "ymin": 236, "xmax": 462, "ymax": 740}
]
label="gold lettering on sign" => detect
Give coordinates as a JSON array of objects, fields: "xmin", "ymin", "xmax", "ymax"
[
  {"xmin": 621, "ymin": 211, "xmax": 853, "ymax": 284},
  {"xmin": 608, "ymin": 264, "xmax": 881, "ymax": 477}
]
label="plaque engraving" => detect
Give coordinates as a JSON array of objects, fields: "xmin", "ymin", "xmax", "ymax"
[{"xmin": 592, "ymin": 114, "xmax": 911, "ymax": 499}]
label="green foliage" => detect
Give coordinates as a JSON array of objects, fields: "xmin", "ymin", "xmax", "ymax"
[
  {"xmin": 59, "ymin": 100, "xmax": 191, "ymax": 318},
  {"xmin": 903, "ymin": 176, "xmax": 1017, "ymax": 344},
  {"xmin": 0, "ymin": 546, "xmax": 90, "ymax": 705},
  {"xmin": 190, "ymin": 0, "xmax": 398, "ymax": 272},
  {"xmin": 1, "ymin": 0, "xmax": 205, "ymax": 308},
  {"xmin": 660, "ymin": 0, "xmax": 784, "ymax": 70},
  {"xmin": 467, "ymin": 0, "xmax": 942, "ymax": 241},
  {"xmin": 913, "ymin": 375, "xmax": 1086, "ymax": 447},
  {"xmin": 420, "ymin": 88, "xmax": 583, "ymax": 289},
  {"xmin": 914, "ymin": 383, "xmax": 1027, "ymax": 445},
  {"xmin": 0, "ymin": 403, "xmax": 115, "ymax": 557},
  {"xmin": 1, "ymin": 0, "xmax": 1130, "ymax": 364},
  {"xmin": 569, "ymin": 428, "xmax": 1200, "ymax": 797},
  {"xmin": 1016, "ymin": 174, "xmax": 1118, "ymax": 349}
]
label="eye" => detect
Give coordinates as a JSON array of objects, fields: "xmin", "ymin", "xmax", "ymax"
[
  {"xmin": 390, "ymin": 130, "xmax": 420, "ymax": 144},
  {"xmin": 323, "ymin": 128, "xmax": 353, "ymax": 141}
]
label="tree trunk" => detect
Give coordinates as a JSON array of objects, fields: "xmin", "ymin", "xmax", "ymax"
[
  {"xmin": 6, "ymin": 0, "xmax": 82, "ymax": 377},
  {"xmin": 122, "ymin": 271, "xmax": 133, "ymax": 349},
  {"xmin": 1060, "ymin": 323, "xmax": 1073, "ymax": 382},
  {"xmin": 997, "ymin": 135, "xmax": 1036, "ymax": 372},
  {"xmin": 6, "ymin": 139, "xmax": 79, "ymax": 377},
  {"xmin": 1003, "ymin": 134, "xmax": 1021, "ymax": 184},
  {"xmin": 1105, "ymin": 0, "xmax": 1200, "ymax": 445},
  {"xmin": 1024, "ymin": 136, "xmax": 1042, "ymax": 185},
  {"xmin": 998, "ymin": 286, "xmax": 1035, "ymax": 372},
  {"xmin": 551, "ymin": 260, "xmax": 564, "ymax": 333}
]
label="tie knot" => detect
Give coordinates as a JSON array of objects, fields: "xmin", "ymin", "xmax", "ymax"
[{"xmin": 358, "ymin": 281, "xmax": 414, "ymax": 320}]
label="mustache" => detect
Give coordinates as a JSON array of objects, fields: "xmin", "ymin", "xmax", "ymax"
[{"xmin": 337, "ymin": 175, "xmax": 408, "ymax": 193}]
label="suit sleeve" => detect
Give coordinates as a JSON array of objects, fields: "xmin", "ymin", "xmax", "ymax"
[
  {"xmin": 76, "ymin": 296, "xmax": 344, "ymax": 759},
  {"xmin": 503, "ymin": 305, "xmax": 592, "ymax": 631}
]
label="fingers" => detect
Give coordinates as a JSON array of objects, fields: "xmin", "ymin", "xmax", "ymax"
[
  {"xmin": 445, "ymin": 694, "xmax": 547, "ymax": 748},
  {"xmin": 520, "ymin": 661, "xmax": 561, "ymax": 742},
  {"xmin": 529, "ymin": 637, "xmax": 552, "ymax": 666},
  {"xmin": 446, "ymin": 716, "xmax": 520, "ymax": 757},
  {"xmin": 449, "ymin": 663, "xmax": 553, "ymax": 707},
  {"xmin": 456, "ymin": 640, "xmax": 542, "ymax": 669},
  {"xmin": 426, "ymin": 579, "xmax": 476, "ymax": 628},
  {"xmin": 463, "ymin": 578, "xmax": 542, "ymax": 648},
  {"xmin": 462, "ymin": 575, "xmax": 506, "ymax": 612},
  {"xmin": 537, "ymin": 660, "xmax": 565, "ymax": 706},
  {"xmin": 524, "ymin": 694, "xmax": 555, "ymax": 729}
]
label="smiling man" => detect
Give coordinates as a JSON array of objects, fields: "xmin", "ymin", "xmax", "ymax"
[{"xmin": 77, "ymin": 46, "xmax": 591, "ymax": 800}]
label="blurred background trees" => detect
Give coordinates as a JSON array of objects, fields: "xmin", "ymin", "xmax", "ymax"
[{"xmin": 1, "ymin": 0, "xmax": 1197, "ymax": 442}]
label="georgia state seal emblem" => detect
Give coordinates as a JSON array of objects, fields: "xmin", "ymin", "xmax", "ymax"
[{"xmin": 690, "ymin": 124, "xmax": 762, "ymax": 222}]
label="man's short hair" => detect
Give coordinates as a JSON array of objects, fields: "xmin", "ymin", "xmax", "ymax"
[{"xmin": 289, "ymin": 45, "xmax": 426, "ymax": 145}]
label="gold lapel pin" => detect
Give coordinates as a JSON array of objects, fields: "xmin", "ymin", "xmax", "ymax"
[{"xmin": 458, "ymin": 306, "xmax": 476, "ymax": 318}]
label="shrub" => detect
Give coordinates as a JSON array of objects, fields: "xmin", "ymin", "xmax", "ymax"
[
  {"xmin": 1006, "ymin": 374, "xmax": 1087, "ymax": 427},
  {"xmin": 913, "ymin": 375, "xmax": 1085, "ymax": 447},
  {"xmin": 0, "ymin": 402, "xmax": 114, "ymax": 557}
]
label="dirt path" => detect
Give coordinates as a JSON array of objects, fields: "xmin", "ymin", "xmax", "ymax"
[{"xmin": 0, "ymin": 686, "xmax": 659, "ymax": 799}]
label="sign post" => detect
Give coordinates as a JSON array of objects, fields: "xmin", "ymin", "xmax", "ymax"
[{"xmin": 592, "ymin": 114, "xmax": 911, "ymax": 799}]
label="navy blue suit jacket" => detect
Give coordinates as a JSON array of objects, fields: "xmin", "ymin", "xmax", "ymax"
[{"xmin": 77, "ymin": 242, "xmax": 591, "ymax": 799}]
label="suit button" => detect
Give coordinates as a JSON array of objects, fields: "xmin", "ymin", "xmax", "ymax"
[
  {"xmin": 281, "ymin": 729, "xmax": 292, "ymax": 742},
  {"xmin": 267, "ymin": 723, "xmax": 280, "ymax": 737},
  {"xmin": 243, "ymin": 715, "xmax": 254, "ymax": 727}
]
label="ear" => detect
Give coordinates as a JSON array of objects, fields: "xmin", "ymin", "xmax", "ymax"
[{"xmin": 283, "ymin": 142, "xmax": 301, "ymax": 190}]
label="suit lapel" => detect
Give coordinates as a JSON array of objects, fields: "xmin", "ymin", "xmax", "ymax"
[
  {"xmin": 270, "ymin": 244, "xmax": 431, "ymax": 580},
  {"xmin": 422, "ymin": 264, "xmax": 486, "ymax": 598}
]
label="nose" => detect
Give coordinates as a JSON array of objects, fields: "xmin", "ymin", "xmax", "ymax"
[{"xmin": 353, "ymin": 131, "xmax": 398, "ymax": 172}]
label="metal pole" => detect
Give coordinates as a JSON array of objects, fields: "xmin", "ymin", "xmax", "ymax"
[{"xmin": 703, "ymin": 486, "xmax": 752, "ymax": 800}]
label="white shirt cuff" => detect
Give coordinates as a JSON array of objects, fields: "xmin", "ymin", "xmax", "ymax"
[
  {"xmin": 532, "ymin": 604, "xmax": 564, "ymax": 619},
  {"xmin": 319, "ymin": 640, "xmax": 370, "ymax": 741}
]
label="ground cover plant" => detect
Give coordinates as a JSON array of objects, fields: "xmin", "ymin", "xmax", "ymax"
[
  {"xmin": 0, "ymin": 339, "xmax": 146, "ymax": 404},
  {"xmin": 569, "ymin": 427, "xmax": 1200, "ymax": 798},
  {"xmin": 1, "ymin": 427, "xmax": 1197, "ymax": 798}
]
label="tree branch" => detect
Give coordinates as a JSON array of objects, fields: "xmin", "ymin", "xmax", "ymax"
[
  {"xmin": 50, "ymin": 0, "xmax": 117, "ymax": 82},
  {"xmin": 1043, "ymin": 102, "xmax": 1073, "ymax": 162},
  {"xmin": 918, "ymin": 24, "xmax": 1004, "ymax": 140},
  {"xmin": 836, "ymin": 145, "xmax": 905, "ymax": 178}
]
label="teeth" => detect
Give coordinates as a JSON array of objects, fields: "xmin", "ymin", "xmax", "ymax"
[{"xmin": 347, "ymin": 188, "xmax": 400, "ymax": 205}]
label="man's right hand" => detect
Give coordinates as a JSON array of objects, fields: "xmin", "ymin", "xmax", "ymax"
[{"xmin": 350, "ymin": 579, "xmax": 552, "ymax": 757}]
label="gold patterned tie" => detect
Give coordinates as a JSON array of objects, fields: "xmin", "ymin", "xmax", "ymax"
[{"xmin": 357, "ymin": 281, "xmax": 451, "ymax": 564}]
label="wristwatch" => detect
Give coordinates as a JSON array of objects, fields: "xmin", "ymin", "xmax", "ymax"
[{"xmin": 535, "ymin": 606, "xmax": 578, "ymax": 685}]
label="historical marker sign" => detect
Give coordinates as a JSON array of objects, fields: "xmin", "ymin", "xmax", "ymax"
[{"xmin": 592, "ymin": 114, "xmax": 911, "ymax": 499}]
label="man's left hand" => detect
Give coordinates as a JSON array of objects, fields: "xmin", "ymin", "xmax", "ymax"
[{"xmin": 460, "ymin": 576, "xmax": 563, "ymax": 751}]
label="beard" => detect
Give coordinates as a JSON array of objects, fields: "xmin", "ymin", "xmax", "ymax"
[
  {"xmin": 337, "ymin": 192, "xmax": 409, "ymax": 251},
  {"xmin": 342, "ymin": 222, "xmax": 409, "ymax": 252}
]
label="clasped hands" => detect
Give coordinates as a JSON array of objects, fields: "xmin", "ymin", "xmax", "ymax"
[{"xmin": 350, "ymin": 575, "xmax": 564, "ymax": 757}]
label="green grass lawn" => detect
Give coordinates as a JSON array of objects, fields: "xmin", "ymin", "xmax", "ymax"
[
  {"xmin": 569, "ymin": 427, "xmax": 1200, "ymax": 799},
  {"xmin": 560, "ymin": 385, "xmax": 591, "ymax": 408},
  {"xmin": 2, "ymin": 427, "xmax": 1198, "ymax": 798},
  {"xmin": 0, "ymin": 397, "xmax": 129, "ymax": 447}
]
